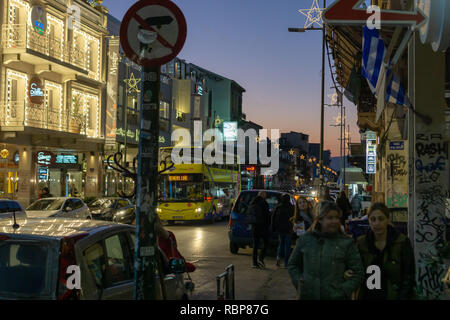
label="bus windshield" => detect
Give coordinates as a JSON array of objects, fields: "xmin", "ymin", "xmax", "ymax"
[{"xmin": 158, "ymin": 174, "xmax": 204, "ymax": 202}]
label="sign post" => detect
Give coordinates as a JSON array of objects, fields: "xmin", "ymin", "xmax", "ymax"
[{"xmin": 120, "ymin": 0, "xmax": 186, "ymax": 300}]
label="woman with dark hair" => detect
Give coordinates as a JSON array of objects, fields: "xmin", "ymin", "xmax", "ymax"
[
  {"xmin": 336, "ymin": 191, "xmax": 352, "ymax": 224},
  {"xmin": 291, "ymin": 197, "xmax": 314, "ymax": 239},
  {"xmin": 287, "ymin": 201, "xmax": 364, "ymax": 300},
  {"xmin": 272, "ymin": 194, "xmax": 295, "ymax": 268},
  {"xmin": 356, "ymin": 203, "xmax": 416, "ymax": 300}
]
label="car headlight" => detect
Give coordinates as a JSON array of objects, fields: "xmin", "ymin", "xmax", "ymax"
[{"xmin": 195, "ymin": 208, "xmax": 202, "ymax": 213}]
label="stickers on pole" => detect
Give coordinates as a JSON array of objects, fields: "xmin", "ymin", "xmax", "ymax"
[{"xmin": 120, "ymin": 0, "xmax": 187, "ymax": 68}]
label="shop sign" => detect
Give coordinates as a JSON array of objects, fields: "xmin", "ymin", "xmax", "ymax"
[
  {"xmin": 56, "ymin": 154, "xmax": 78, "ymax": 164},
  {"xmin": 366, "ymin": 140, "xmax": 376, "ymax": 174},
  {"xmin": 35, "ymin": 151, "xmax": 56, "ymax": 166},
  {"xmin": 223, "ymin": 122, "xmax": 238, "ymax": 142},
  {"xmin": 28, "ymin": 77, "xmax": 45, "ymax": 105},
  {"xmin": 245, "ymin": 165, "xmax": 256, "ymax": 172},
  {"xmin": 0, "ymin": 149, "xmax": 9, "ymax": 159},
  {"xmin": 389, "ymin": 141, "xmax": 404, "ymax": 150},
  {"xmin": 38, "ymin": 167, "xmax": 49, "ymax": 181},
  {"xmin": 195, "ymin": 84, "xmax": 203, "ymax": 96},
  {"xmin": 30, "ymin": 6, "xmax": 47, "ymax": 35}
]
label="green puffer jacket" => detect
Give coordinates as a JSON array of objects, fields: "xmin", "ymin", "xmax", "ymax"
[{"xmin": 287, "ymin": 230, "xmax": 365, "ymax": 300}]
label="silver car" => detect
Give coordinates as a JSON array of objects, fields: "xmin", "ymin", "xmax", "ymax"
[
  {"xmin": 26, "ymin": 197, "xmax": 91, "ymax": 220},
  {"xmin": 0, "ymin": 219, "xmax": 193, "ymax": 300}
]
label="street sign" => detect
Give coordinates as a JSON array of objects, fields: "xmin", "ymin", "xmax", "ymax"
[
  {"xmin": 323, "ymin": 0, "xmax": 426, "ymax": 27},
  {"xmin": 366, "ymin": 139, "xmax": 376, "ymax": 174},
  {"xmin": 120, "ymin": 0, "xmax": 187, "ymax": 68}
]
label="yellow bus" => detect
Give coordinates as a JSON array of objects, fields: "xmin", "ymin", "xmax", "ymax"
[{"xmin": 157, "ymin": 147, "xmax": 240, "ymax": 224}]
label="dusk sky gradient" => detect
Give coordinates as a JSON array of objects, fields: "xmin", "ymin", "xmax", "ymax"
[{"xmin": 105, "ymin": 0, "xmax": 360, "ymax": 157}]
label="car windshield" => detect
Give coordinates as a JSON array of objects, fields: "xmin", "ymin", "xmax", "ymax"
[
  {"xmin": 0, "ymin": 242, "xmax": 51, "ymax": 298},
  {"xmin": 234, "ymin": 192, "xmax": 283, "ymax": 214},
  {"xmin": 90, "ymin": 199, "xmax": 114, "ymax": 209},
  {"xmin": 26, "ymin": 199, "xmax": 64, "ymax": 211}
]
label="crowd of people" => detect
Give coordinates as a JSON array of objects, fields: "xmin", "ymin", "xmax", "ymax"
[{"xmin": 247, "ymin": 190, "xmax": 416, "ymax": 300}]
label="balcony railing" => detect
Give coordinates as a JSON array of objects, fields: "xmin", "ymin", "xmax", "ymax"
[
  {"xmin": 0, "ymin": 100, "xmax": 99, "ymax": 138},
  {"xmin": 1, "ymin": 24, "xmax": 89, "ymax": 73}
]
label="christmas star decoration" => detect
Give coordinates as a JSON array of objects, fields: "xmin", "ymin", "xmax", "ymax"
[
  {"xmin": 300, "ymin": 154, "xmax": 305, "ymax": 160},
  {"xmin": 289, "ymin": 149, "xmax": 295, "ymax": 155},
  {"xmin": 298, "ymin": 0, "xmax": 325, "ymax": 29},
  {"xmin": 273, "ymin": 143, "xmax": 280, "ymax": 150},
  {"xmin": 328, "ymin": 92, "xmax": 338, "ymax": 105},
  {"xmin": 124, "ymin": 73, "xmax": 141, "ymax": 93}
]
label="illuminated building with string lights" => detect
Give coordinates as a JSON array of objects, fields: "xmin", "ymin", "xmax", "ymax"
[{"xmin": 0, "ymin": 0, "xmax": 109, "ymax": 206}]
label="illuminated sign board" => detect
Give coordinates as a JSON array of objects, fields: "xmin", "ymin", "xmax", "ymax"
[
  {"xmin": 28, "ymin": 77, "xmax": 45, "ymax": 105},
  {"xmin": 55, "ymin": 154, "xmax": 78, "ymax": 164},
  {"xmin": 38, "ymin": 167, "xmax": 49, "ymax": 180},
  {"xmin": 223, "ymin": 121, "xmax": 238, "ymax": 141},
  {"xmin": 195, "ymin": 84, "xmax": 203, "ymax": 96},
  {"xmin": 30, "ymin": 6, "xmax": 47, "ymax": 35},
  {"xmin": 366, "ymin": 140, "xmax": 377, "ymax": 174},
  {"xmin": 245, "ymin": 166, "xmax": 256, "ymax": 172},
  {"xmin": 168, "ymin": 175, "xmax": 190, "ymax": 182},
  {"xmin": 14, "ymin": 152, "xmax": 19, "ymax": 164},
  {"xmin": 35, "ymin": 151, "xmax": 56, "ymax": 166}
]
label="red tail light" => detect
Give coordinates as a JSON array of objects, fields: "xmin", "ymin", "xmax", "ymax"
[
  {"xmin": 229, "ymin": 216, "xmax": 235, "ymax": 229},
  {"xmin": 57, "ymin": 233, "xmax": 87, "ymax": 300},
  {"xmin": 0, "ymin": 234, "xmax": 10, "ymax": 241}
]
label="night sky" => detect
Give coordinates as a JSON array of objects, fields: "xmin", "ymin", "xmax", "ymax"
[{"xmin": 105, "ymin": 0, "xmax": 359, "ymax": 157}]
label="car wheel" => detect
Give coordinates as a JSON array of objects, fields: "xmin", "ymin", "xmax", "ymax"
[{"xmin": 230, "ymin": 241, "xmax": 239, "ymax": 254}]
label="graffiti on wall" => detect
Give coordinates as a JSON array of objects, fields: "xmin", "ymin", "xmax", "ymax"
[
  {"xmin": 414, "ymin": 133, "xmax": 448, "ymax": 300},
  {"xmin": 386, "ymin": 142, "xmax": 408, "ymax": 208}
]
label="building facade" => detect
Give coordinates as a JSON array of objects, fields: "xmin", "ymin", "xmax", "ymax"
[{"xmin": 0, "ymin": 0, "xmax": 108, "ymax": 206}]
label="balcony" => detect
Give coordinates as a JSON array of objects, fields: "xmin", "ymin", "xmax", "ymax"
[
  {"xmin": 1, "ymin": 24, "xmax": 90, "ymax": 76},
  {"xmin": 0, "ymin": 100, "xmax": 99, "ymax": 138}
]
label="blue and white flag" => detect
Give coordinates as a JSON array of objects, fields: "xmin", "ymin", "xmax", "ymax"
[{"xmin": 362, "ymin": 26, "xmax": 410, "ymax": 121}]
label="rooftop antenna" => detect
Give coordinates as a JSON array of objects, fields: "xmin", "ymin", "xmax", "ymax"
[{"xmin": 12, "ymin": 210, "xmax": 20, "ymax": 230}]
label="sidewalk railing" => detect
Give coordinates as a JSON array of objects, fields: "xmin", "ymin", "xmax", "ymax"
[{"xmin": 216, "ymin": 264, "xmax": 235, "ymax": 300}]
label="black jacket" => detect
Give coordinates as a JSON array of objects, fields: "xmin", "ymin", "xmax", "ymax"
[
  {"xmin": 249, "ymin": 196, "xmax": 270, "ymax": 232},
  {"xmin": 272, "ymin": 202, "xmax": 294, "ymax": 234},
  {"xmin": 357, "ymin": 225, "xmax": 416, "ymax": 300}
]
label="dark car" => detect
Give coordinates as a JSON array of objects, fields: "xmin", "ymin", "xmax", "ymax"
[
  {"xmin": 0, "ymin": 219, "xmax": 192, "ymax": 300},
  {"xmin": 88, "ymin": 198, "xmax": 135, "ymax": 224},
  {"xmin": 228, "ymin": 190, "xmax": 296, "ymax": 254}
]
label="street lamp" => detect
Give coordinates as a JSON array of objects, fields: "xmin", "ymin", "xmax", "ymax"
[{"xmin": 289, "ymin": 0, "xmax": 327, "ymax": 197}]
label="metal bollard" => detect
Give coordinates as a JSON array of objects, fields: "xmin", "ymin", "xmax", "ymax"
[{"xmin": 216, "ymin": 264, "xmax": 235, "ymax": 300}]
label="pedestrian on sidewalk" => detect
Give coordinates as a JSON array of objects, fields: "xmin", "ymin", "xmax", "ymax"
[
  {"xmin": 356, "ymin": 203, "xmax": 416, "ymax": 300},
  {"xmin": 248, "ymin": 191, "xmax": 270, "ymax": 269},
  {"xmin": 287, "ymin": 201, "xmax": 364, "ymax": 300},
  {"xmin": 272, "ymin": 194, "xmax": 294, "ymax": 268},
  {"xmin": 336, "ymin": 190, "xmax": 352, "ymax": 225},
  {"xmin": 291, "ymin": 196, "xmax": 314, "ymax": 242}
]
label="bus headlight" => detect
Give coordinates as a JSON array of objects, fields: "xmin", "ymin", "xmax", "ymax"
[
  {"xmin": 195, "ymin": 208, "xmax": 202, "ymax": 213},
  {"xmin": 156, "ymin": 208, "xmax": 162, "ymax": 213}
]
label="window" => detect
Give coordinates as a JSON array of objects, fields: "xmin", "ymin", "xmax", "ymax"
[
  {"xmin": 104, "ymin": 234, "xmax": 133, "ymax": 285},
  {"xmin": 117, "ymin": 200, "xmax": 129, "ymax": 209},
  {"xmin": 71, "ymin": 199, "xmax": 83, "ymax": 210},
  {"xmin": 84, "ymin": 242, "xmax": 106, "ymax": 288}
]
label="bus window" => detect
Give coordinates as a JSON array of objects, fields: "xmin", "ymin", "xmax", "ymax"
[{"xmin": 158, "ymin": 174, "xmax": 203, "ymax": 202}]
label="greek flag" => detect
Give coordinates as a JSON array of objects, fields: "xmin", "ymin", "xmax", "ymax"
[{"xmin": 362, "ymin": 26, "xmax": 410, "ymax": 121}]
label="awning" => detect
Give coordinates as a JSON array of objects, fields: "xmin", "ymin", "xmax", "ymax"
[{"xmin": 339, "ymin": 167, "xmax": 367, "ymax": 185}]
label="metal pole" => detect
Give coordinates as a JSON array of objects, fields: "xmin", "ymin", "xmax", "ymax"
[
  {"xmin": 134, "ymin": 65, "xmax": 160, "ymax": 300},
  {"xmin": 319, "ymin": 0, "xmax": 327, "ymax": 195},
  {"xmin": 343, "ymin": 106, "xmax": 346, "ymax": 187},
  {"xmin": 124, "ymin": 63, "xmax": 129, "ymax": 191}
]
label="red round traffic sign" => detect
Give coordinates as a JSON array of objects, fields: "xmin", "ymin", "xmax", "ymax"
[{"xmin": 120, "ymin": 0, "xmax": 187, "ymax": 68}]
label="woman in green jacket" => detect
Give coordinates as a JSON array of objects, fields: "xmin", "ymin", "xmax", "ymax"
[
  {"xmin": 287, "ymin": 201, "xmax": 364, "ymax": 300},
  {"xmin": 356, "ymin": 203, "xmax": 416, "ymax": 300}
]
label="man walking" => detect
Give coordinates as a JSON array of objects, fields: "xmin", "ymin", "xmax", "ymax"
[{"xmin": 249, "ymin": 191, "xmax": 270, "ymax": 269}]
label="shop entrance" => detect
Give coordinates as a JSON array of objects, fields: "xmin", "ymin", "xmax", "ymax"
[{"xmin": 0, "ymin": 170, "xmax": 18, "ymax": 199}]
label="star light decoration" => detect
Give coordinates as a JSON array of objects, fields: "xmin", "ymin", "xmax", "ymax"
[
  {"xmin": 124, "ymin": 73, "xmax": 141, "ymax": 94},
  {"xmin": 298, "ymin": 0, "xmax": 325, "ymax": 28},
  {"xmin": 289, "ymin": 149, "xmax": 295, "ymax": 155},
  {"xmin": 334, "ymin": 114, "xmax": 346, "ymax": 126}
]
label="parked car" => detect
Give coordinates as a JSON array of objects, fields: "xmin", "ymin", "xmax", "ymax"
[
  {"xmin": 0, "ymin": 199, "xmax": 26, "ymax": 220},
  {"xmin": 0, "ymin": 219, "xmax": 193, "ymax": 300},
  {"xmin": 88, "ymin": 197, "xmax": 135, "ymax": 224},
  {"xmin": 26, "ymin": 197, "xmax": 91, "ymax": 219},
  {"xmin": 228, "ymin": 190, "xmax": 296, "ymax": 254}
]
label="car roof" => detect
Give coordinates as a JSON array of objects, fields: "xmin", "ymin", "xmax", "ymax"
[
  {"xmin": 239, "ymin": 189, "xmax": 292, "ymax": 196},
  {"xmin": 0, "ymin": 218, "xmax": 133, "ymax": 238}
]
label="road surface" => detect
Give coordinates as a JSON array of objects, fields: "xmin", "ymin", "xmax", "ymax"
[{"xmin": 166, "ymin": 220, "xmax": 298, "ymax": 300}]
